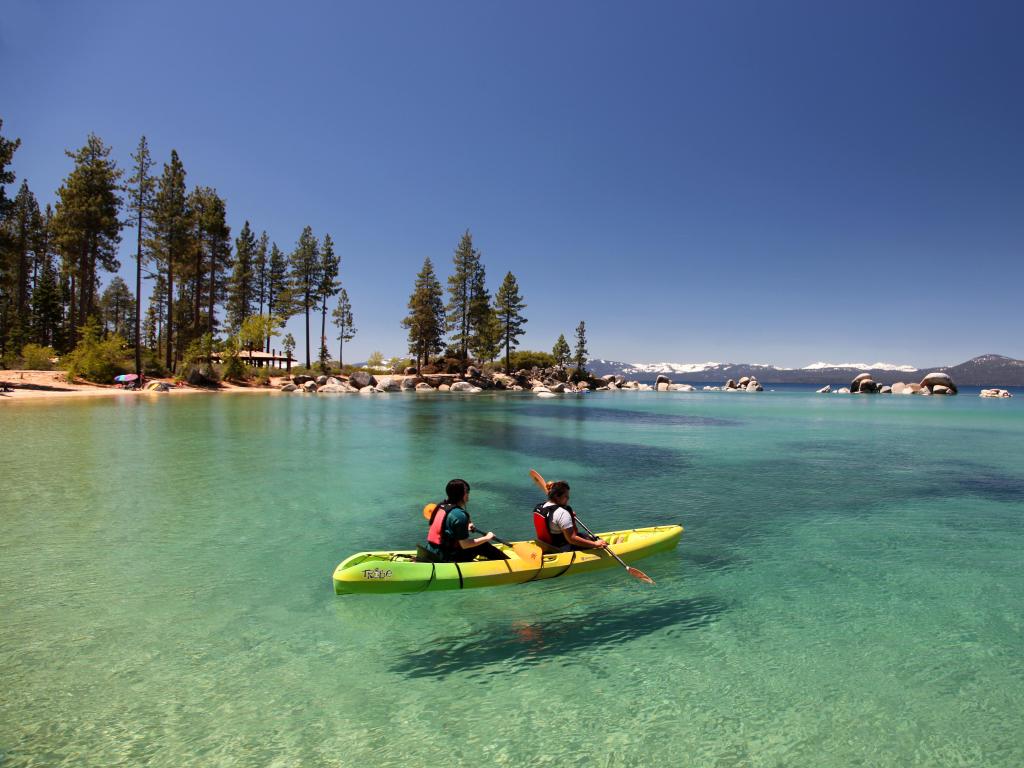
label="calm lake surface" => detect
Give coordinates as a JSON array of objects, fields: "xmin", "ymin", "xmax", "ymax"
[{"xmin": 2, "ymin": 391, "xmax": 1023, "ymax": 767}]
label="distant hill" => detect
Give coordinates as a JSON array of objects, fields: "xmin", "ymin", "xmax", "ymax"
[{"xmin": 587, "ymin": 354, "xmax": 1024, "ymax": 386}]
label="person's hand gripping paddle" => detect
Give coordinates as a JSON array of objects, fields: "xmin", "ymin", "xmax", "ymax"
[
  {"xmin": 421, "ymin": 503, "xmax": 541, "ymax": 564},
  {"xmin": 529, "ymin": 469, "xmax": 655, "ymax": 585}
]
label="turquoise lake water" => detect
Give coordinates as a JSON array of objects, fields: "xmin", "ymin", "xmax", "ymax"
[{"xmin": 1, "ymin": 390, "xmax": 1022, "ymax": 767}]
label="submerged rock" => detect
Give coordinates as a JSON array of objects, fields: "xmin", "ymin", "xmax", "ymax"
[{"xmin": 817, "ymin": 385, "xmax": 831, "ymax": 394}]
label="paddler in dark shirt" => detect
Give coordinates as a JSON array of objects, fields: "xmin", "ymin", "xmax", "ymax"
[{"xmin": 424, "ymin": 479, "xmax": 509, "ymax": 562}]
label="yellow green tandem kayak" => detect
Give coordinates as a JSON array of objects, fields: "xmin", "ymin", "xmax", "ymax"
[{"xmin": 332, "ymin": 524, "xmax": 683, "ymax": 595}]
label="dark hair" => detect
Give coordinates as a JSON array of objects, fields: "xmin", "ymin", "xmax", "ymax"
[
  {"xmin": 445, "ymin": 478, "xmax": 471, "ymax": 504},
  {"xmin": 547, "ymin": 480, "xmax": 570, "ymax": 501}
]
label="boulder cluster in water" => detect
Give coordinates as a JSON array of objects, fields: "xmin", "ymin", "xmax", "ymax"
[
  {"xmin": 700, "ymin": 376, "xmax": 764, "ymax": 393},
  {"xmin": 979, "ymin": 388, "xmax": 1013, "ymax": 398},
  {"xmin": 278, "ymin": 366, "xmax": 666, "ymax": 395},
  {"xmin": 816, "ymin": 371, "xmax": 959, "ymax": 396}
]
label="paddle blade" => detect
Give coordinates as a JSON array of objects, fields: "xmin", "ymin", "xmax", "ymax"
[
  {"xmin": 422, "ymin": 503, "xmax": 435, "ymax": 520},
  {"xmin": 627, "ymin": 566, "xmax": 656, "ymax": 585}
]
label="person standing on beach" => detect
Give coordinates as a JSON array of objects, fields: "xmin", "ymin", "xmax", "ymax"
[
  {"xmin": 532, "ymin": 480, "xmax": 608, "ymax": 551},
  {"xmin": 424, "ymin": 479, "xmax": 509, "ymax": 562}
]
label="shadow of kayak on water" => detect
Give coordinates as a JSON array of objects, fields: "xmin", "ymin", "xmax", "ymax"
[{"xmin": 390, "ymin": 595, "xmax": 727, "ymax": 680}]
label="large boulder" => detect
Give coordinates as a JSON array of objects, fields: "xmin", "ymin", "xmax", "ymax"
[
  {"xmin": 577, "ymin": 381, "xmax": 590, "ymax": 390},
  {"xmin": 450, "ymin": 380, "xmax": 481, "ymax": 393},
  {"xmin": 349, "ymin": 370, "xmax": 377, "ymax": 389},
  {"xmin": 380, "ymin": 379, "xmax": 402, "ymax": 392},
  {"xmin": 438, "ymin": 384, "xmax": 451, "ymax": 392},
  {"xmin": 302, "ymin": 380, "xmax": 318, "ymax": 393},
  {"xmin": 655, "ymin": 374, "xmax": 671, "ymax": 386},
  {"xmin": 327, "ymin": 376, "xmax": 344, "ymax": 386},
  {"xmin": 358, "ymin": 386, "xmax": 375, "ymax": 395},
  {"xmin": 836, "ymin": 387, "xmax": 851, "ymax": 394},
  {"xmin": 746, "ymin": 381, "xmax": 763, "ymax": 392},
  {"xmin": 931, "ymin": 385, "xmax": 951, "ymax": 395},
  {"xmin": 724, "ymin": 379, "xmax": 737, "ymax": 390},
  {"xmin": 280, "ymin": 382, "xmax": 297, "ymax": 392},
  {"xmin": 879, "ymin": 385, "xmax": 892, "ymax": 394},
  {"xmin": 547, "ymin": 382, "xmax": 566, "ymax": 393},
  {"xmin": 466, "ymin": 366, "xmax": 482, "ymax": 379},
  {"xmin": 415, "ymin": 382, "xmax": 435, "ymax": 391},
  {"xmin": 670, "ymin": 384, "xmax": 696, "ymax": 392},
  {"xmin": 293, "ymin": 374, "xmax": 313, "ymax": 385},
  {"xmin": 401, "ymin": 376, "xmax": 418, "ymax": 391},
  {"xmin": 318, "ymin": 384, "xmax": 348, "ymax": 393},
  {"xmin": 316, "ymin": 375, "xmax": 328, "ymax": 386},
  {"xmin": 891, "ymin": 382, "xmax": 906, "ymax": 395},
  {"xmin": 737, "ymin": 376, "xmax": 751, "ymax": 388},
  {"xmin": 817, "ymin": 385, "xmax": 832, "ymax": 394},
  {"xmin": 920, "ymin": 372, "xmax": 957, "ymax": 394},
  {"xmin": 656, "ymin": 382, "xmax": 670, "ymax": 392},
  {"xmin": 854, "ymin": 379, "xmax": 877, "ymax": 394}
]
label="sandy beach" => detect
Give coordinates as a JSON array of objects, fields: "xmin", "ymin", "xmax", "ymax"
[{"xmin": 0, "ymin": 370, "xmax": 284, "ymax": 402}]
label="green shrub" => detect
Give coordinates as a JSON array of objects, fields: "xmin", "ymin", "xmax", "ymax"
[
  {"xmin": 221, "ymin": 337, "xmax": 246, "ymax": 382},
  {"xmin": 179, "ymin": 333, "xmax": 220, "ymax": 386},
  {"xmin": 63, "ymin": 321, "xmax": 128, "ymax": 383},
  {"xmin": 509, "ymin": 350, "xmax": 556, "ymax": 370},
  {"xmin": 21, "ymin": 344, "xmax": 57, "ymax": 370}
]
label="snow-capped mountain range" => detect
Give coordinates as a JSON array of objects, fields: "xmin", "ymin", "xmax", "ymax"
[{"xmin": 586, "ymin": 355, "xmax": 1024, "ymax": 386}]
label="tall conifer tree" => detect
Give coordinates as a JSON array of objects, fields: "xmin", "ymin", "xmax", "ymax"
[
  {"xmin": 126, "ymin": 136, "xmax": 155, "ymax": 375},
  {"xmin": 265, "ymin": 242, "xmax": 291, "ymax": 352},
  {"xmin": 331, "ymin": 287, "xmax": 355, "ymax": 367},
  {"xmin": 253, "ymin": 231, "xmax": 268, "ymax": 316},
  {"xmin": 573, "ymin": 320, "xmax": 589, "ymax": 378},
  {"xmin": 317, "ymin": 233, "xmax": 340, "ymax": 369},
  {"xmin": 403, "ymin": 257, "xmax": 445, "ymax": 369},
  {"xmin": 494, "ymin": 271, "xmax": 527, "ymax": 372},
  {"xmin": 446, "ymin": 230, "xmax": 481, "ymax": 370},
  {"xmin": 289, "ymin": 226, "xmax": 320, "ymax": 368},
  {"xmin": 227, "ymin": 220, "xmax": 256, "ymax": 331},
  {"xmin": 148, "ymin": 150, "xmax": 188, "ymax": 371},
  {"xmin": 52, "ymin": 134, "xmax": 122, "ymax": 336}
]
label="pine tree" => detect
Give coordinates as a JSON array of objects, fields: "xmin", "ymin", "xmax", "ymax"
[
  {"xmin": 553, "ymin": 333, "xmax": 571, "ymax": 370},
  {"xmin": 467, "ymin": 258, "xmax": 491, "ymax": 363},
  {"xmin": 31, "ymin": 249, "xmax": 61, "ymax": 348},
  {"xmin": 227, "ymin": 220, "xmax": 256, "ymax": 331},
  {"xmin": 147, "ymin": 150, "xmax": 188, "ymax": 371},
  {"xmin": 573, "ymin": 320, "xmax": 589, "ymax": 378},
  {"xmin": 265, "ymin": 242, "xmax": 291, "ymax": 352},
  {"xmin": 188, "ymin": 187, "xmax": 231, "ymax": 337},
  {"xmin": 289, "ymin": 226, "xmax": 320, "ymax": 368},
  {"xmin": 494, "ymin": 271, "xmax": 527, "ymax": 372},
  {"xmin": 331, "ymin": 287, "xmax": 356, "ymax": 367},
  {"xmin": 253, "ymin": 231, "xmax": 268, "ymax": 316},
  {"xmin": 126, "ymin": 136, "xmax": 155, "ymax": 375},
  {"xmin": 403, "ymin": 257, "xmax": 445, "ymax": 369},
  {"xmin": 52, "ymin": 134, "xmax": 123, "ymax": 337},
  {"xmin": 100, "ymin": 277, "xmax": 135, "ymax": 341},
  {"xmin": 3, "ymin": 180, "xmax": 42, "ymax": 352},
  {"xmin": 445, "ymin": 230, "xmax": 481, "ymax": 370},
  {"xmin": 472, "ymin": 306, "xmax": 503, "ymax": 364},
  {"xmin": 317, "ymin": 233, "xmax": 340, "ymax": 369},
  {"xmin": 0, "ymin": 120, "xmax": 21, "ymax": 357},
  {"xmin": 0, "ymin": 119, "xmax": 19, "ymax": 216}
]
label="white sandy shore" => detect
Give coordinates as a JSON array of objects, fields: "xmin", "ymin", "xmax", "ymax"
[{"xmin": 0, "ymin": 370, "xmax": 288, "ymax": 402}]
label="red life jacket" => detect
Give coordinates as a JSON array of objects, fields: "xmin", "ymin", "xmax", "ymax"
[
  {"xmin": 533, "ymin": 501, "xmax": 576, "ymax": 547},
  {"xmin": 427, "ymin": 502, "xmax": 453, "ymax": 546}
]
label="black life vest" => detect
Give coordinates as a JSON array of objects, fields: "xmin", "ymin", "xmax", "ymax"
[{"xmin": 533, "ymin": 501, "xmax": 576, "ymax": 548}]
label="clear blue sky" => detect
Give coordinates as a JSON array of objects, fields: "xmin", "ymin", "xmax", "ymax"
[{"xmin": 3, "ymin": 1, "xmax": 1022, "ymax": 367}]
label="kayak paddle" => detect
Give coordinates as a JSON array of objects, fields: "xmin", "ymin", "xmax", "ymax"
[
  {"xmin": 420, "ymin": 503, "xmax": 541, "ymax": 564},
  {"xmin": 528, "ymin": 468, "xmax": 655, "ymax": 585}
]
